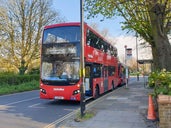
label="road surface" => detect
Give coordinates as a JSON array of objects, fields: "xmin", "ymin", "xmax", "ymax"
[
  {"xmin": 0, "ymin": 90, "xmax": 80, "ymax": 128},
  {"xmin": 0, "ymin": 77, "xmax": 138, "ymax": 128}
]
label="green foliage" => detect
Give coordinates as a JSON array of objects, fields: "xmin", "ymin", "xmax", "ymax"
[
  {"xmin": 148, "ymin": 69, "xmax": 171, "ymax": 96},
  {"xmin": 129, "ymin": 72, "xmax": 137, "ymax": 76},
  {"xmin": 0, "ymin": 74, "xmax": 39, "ymax": 85},
  {"xmin": 84, "ymin": 0, "xmax": 171, "ymax": 71},
  {"xmin": 75, "ymin": 110, "xmax": 96, "ymax": 122},
  {"xmin": 0, "ymin": 80, "xmax": 39, "ymax": 95},
  {"xmin": 0, "ymin": 73, "xmax": 39, "ymax": 95},
  {"xmin": 27, "ymin": 68, "xmax": 40, "ymax": 75},
  {"xmin": 0, "ymin": 71, "xmax": 16, "ymax": 75},
  {"xmin": 0, "ymin": 0, "xmax": 64, "ymax": 74}
]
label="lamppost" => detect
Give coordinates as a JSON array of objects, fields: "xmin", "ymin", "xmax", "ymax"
[
  {"xmin": 124, "ymin": 45, "xmax": 127, "ymax": 65},
  {"xmin": 124, "ymin": 45, "xmax": 128, "ymax": 88},
  {"xmin": 136, "ymin": 32, "xmax": 139, "ymax": 81},
  {"xmin": 80, "ymin": 0, "xmax": 85, "ymax": 117}
]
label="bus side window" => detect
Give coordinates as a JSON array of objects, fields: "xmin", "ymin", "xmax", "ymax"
[
  {"xmin": 103, "ymin": 66, "xmax": 108, "ymax": 77},
  {"xmin": 103, "ymin": 42, "xmax": 107, "ymax": 53},
  {"xmin": 110, "ymin": 46, "xmax": 114, "ymax": 56},
  {"xmin": 86, "ymin": 29, "xmax": 91, "ymax": 46},
  {"xmin": 93, "ymin": 64, "xmax": 101, "ymax": 78},
  {"xmin": 92, "ymin": 35, "xmax": 98, "ymax": 48},
  {"xmin": 87, "ymin": 40, "xmax": 91, "ymax": 46},
  {"xmin": 108, "ymin": 66, "xmax": 115, "ymax": 76},
  {"xmin": 114, "ymin": 48, "xmax": 118, "ymax": 57}
]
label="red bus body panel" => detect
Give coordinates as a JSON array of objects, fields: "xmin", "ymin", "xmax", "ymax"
[{"xmin": 40, "ymin": 81, "xmax": 81, "ymax": 101}]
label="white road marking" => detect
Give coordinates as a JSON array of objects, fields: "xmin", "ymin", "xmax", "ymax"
[
  {"xmin": 63, "ymin": 108, "xmax": 75, "ymax": 111},
  {"xmin": 0, "ymin": 90, "xmax": 39, "ymax": 98},
  {"xmin": 43, "ymin": 110, "xmax": 78, "ymax": 128},
  {"xmin": 28, "ymin": 103, "xmax": 40, "ymax": 108},
  {"xmin": 28, "ymin": 103, "xmax": 46, "ymax": 108},
  {"xmin": 5, "ymin": 97, "xmax": 39, "ymax": 106}
]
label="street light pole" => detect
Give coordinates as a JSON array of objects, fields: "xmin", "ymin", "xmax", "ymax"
[
  {"xmin": 136, "ymin": 32, "xmax": 139, "ymax": 81},
  {"xmin": 80, "ymin": 0, "xmax": 85, "ymax": 117},
  {"xmin": 124, "ymin": 45, "xmax": 127, "ymax": 65},
  {"xmin": 124, "ymin": 45, "xmax": 128, "ymax": 88}
]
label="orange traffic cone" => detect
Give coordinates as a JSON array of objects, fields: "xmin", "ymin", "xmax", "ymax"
[{"xmin": 147, "ymin": 94, "xmax": 156, "ymax": 120}]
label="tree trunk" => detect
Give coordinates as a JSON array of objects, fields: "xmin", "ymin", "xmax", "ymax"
[
  {"xmin": 149, "ymin": 2, "xmax": 171, "ymax": 71},
  {"xmin": 19, "ymin": 59, "xmax": 27, "ymax": 75},
  {"xmin": 151, "ymin": 36, "xmax": 171, "ymax": 71}
]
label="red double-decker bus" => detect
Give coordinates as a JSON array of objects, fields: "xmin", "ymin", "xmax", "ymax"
[
  {"xmin": 40, "ymin": 22, "xmax": 120, "ymax": 101},
  {"xmin": 118, "ymin": 63, "xmax": 128, "ymax": 86}
]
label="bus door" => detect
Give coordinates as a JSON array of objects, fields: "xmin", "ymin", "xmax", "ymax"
[
  {"xmin": 85, "ymin": 65, "xmax": 93, "ymax": 96},
  {"xmin": 103, "ymin": 66, "xmax": 108, "ymax": 92}
]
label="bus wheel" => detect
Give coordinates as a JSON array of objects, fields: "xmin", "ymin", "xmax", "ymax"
[
  {"xmin": 95, "ymin": 86, "xmax": 99, "ymax": 99},
  {"xmin": 112, "ymin": 82, "xmax": 115, "ymax": 90}
]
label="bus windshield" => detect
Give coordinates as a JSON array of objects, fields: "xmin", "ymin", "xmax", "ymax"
[
  {"xmin": 41, "ymin": 25, "xmax": 81, "ymax": 85},
  {"xmin": 41, "ymin": 61, "xmax": 80, "ymax": 85}
]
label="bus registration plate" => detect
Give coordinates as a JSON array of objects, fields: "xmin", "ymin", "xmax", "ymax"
[{"xmin": 54, "ymin": 96, "xmax": 64, "ymax": 100}]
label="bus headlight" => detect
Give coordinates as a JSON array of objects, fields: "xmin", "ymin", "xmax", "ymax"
[
  {"xmin": 73, "ymin": 89, "xmax": 80, "ymax": 95},
  {"xmin": 40, "ymin": 88, "xmax": 46, "ymax": 94}
]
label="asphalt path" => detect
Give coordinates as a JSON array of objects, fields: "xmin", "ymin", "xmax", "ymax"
[
  {"xmin": 0, "ymin": 77, "xmax": 138, "ymax": 128},
  {"xmin": 0, "ymin": 90, "xmax": 80, "ymax": 128}
]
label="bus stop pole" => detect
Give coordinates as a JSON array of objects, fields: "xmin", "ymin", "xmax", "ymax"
[
  {"xmin": 80, "ymin": 0, "xmax": 85, "ymax": 117},
  {"xmin": 136, "ymin": 32, "xmax": 139, "ymax": 81},
  {"xmin": 124, "ymin": 45, "xmax": 128, "ymax": 88}
]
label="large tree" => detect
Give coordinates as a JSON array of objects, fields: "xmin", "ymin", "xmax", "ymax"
[
  {"xmin": 0, "ymin": 0, "xmax": 64, "ymax": 74},
  {"xmin": 85, "ymin": 0, "xmax": 171, "ymax": 71}
]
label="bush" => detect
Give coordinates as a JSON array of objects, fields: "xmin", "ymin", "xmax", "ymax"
[
  {"xmin": 148, "ymin": 69, "xmax": 171, "ymax": 96},
  {"xmin": 0, "ymin": 80, "xmax": 39, "ymax": 95},
  {"xmin": 0, "ymin": 72, "xmax": 16, "ymax": 75},
  {"xmin": 27, "ymin": 68, "xmax": 40, "ymax": 74},
  {"xmin": 0, "ymin": 74, "xmax": 39, "ymax": 85}
]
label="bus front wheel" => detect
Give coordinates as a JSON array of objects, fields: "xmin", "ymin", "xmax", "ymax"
[
  {"xmin": 112, "ymin": 82, "xmax": 115, "ymax": 90},
  {"xmin": 94, "ymin": 86, "xmax": 99, "ymax": 99}
]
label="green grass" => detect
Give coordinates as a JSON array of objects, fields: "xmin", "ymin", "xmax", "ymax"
[
  {"xmin": 0, "ymin": 80, "xmax": 39, "ymax": 95},
  {"xmin": 74, "ymin": 110, "xmax": 96, "ymax": 122}
]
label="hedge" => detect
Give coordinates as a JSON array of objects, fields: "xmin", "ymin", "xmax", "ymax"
[{"xmin": 0, "ymin": 74, "xmax": 39, "ymax": 85}]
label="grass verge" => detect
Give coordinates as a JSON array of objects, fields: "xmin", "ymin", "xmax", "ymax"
[
  {"xmin": 0, "ymin": 80, "xmax": 39, "ymax": 95},
  {"xmin": 74, "ymin": 110, "xmax": 96, "ymax": 122}
]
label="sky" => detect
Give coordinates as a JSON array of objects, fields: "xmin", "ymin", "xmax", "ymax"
[
  {"xmin": 52, "ymin": 0, "xmax": 152, "ymax": 62},
  {"xmin": 53, "ymin": 0, "xmax": 125, "ymax": 37}
]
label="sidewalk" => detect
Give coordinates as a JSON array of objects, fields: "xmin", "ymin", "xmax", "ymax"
[{"xmin": 57, "ymin": 77, "xmax": 156, "ymax": 128}]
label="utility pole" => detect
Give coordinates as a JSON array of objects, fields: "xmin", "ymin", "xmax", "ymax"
[
  {"xmin": 124, "ymin": 45, "xmax": 127, "ymax": 65},
  {"xmin": 80, "ymin": 0, "xmax": 85, "ymax": 117},
  {"xmin": 124, "ymin": 45, "xmax": 128, "ymax": 88},
  {"xmin": 136, "ymin": 32, "xmax": 139, "ymax": 81}
]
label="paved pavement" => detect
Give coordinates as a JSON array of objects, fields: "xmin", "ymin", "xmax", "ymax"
[{"xmin": 57, "ymin": 77, "xmax": 157, "ymax": 128}]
